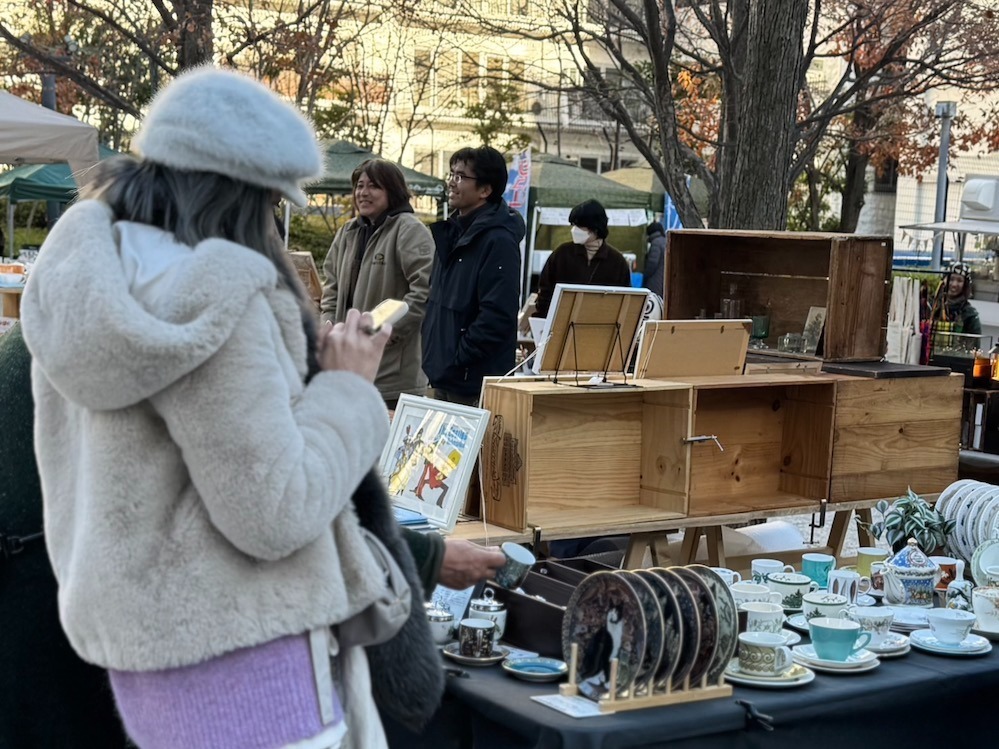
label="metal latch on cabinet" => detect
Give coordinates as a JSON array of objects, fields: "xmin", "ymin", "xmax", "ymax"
[{"xmin": 682, "ymin": 435, "xmax": 724, "ymax": 452}]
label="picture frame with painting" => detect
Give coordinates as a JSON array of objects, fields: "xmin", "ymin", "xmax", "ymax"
[
  {"xmin": 803, "ymin": 306, "xmax": 826, "ymax": 355},
  {"xmin": 380, "ymin": 394, "xmax": 490, "ymax": 532}
]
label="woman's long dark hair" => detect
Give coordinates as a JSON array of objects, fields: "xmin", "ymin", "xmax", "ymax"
[{"xmin": 82, "ymin": 156, "xmax": 321, "ymax": 377}]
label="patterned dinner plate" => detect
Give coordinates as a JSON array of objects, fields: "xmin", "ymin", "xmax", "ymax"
[
  {"xmin": 671, "ymin": 567, "xmax": 719, "ymax": 688},
  {"xmin": 653, "ymin": 567, "xmax": 701, "ymax": 691},
  {"xmin": 634, "ymin": 569, "xmax": 684, "ymax": 692},
  {"xmin": 616, "ymin": 570, "xmax": 664, "ymax": 694},
  {"xmin": 972, "ymin": 538, "xmax": 999, "ymax": 588},
  {"xmin": 689, "ymin": 564, "xmax": 739, "ymax": 686},
  {"xmin": 562, "ymin": 571, "xmax": 647, "ymax": 700}
]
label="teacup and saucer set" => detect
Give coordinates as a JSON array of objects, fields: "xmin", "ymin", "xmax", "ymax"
[
  {"xmin": 909, "ymin": 609, "xmax": 993, "ymax": 656},
  {"xmin": 723, "ymin": 632, "xmax": 815, "ymax": 689},
  {"xmin": 791, "ymin": 618, "xmax": 880, "ymax": 674},
  {"xmin": 843, "ymin": 607, "xmax": 910, "ymax": 658},
  {"xmin": 442, "ymin": 618, "xmax": 510, "ymax": 666}
]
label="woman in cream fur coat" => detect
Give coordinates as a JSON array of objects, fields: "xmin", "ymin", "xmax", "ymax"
[{"xmin": 20, "ymin": 67, "xmax": 395, "ymax": 749}]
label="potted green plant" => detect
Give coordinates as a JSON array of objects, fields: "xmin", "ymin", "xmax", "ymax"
[{"xmin": 856, "ymin": 487, "xmax": 956, "ymax": 555}]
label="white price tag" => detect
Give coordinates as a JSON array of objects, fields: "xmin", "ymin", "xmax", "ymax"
[{"xmin": 531, "ymin": 694, "xmax": 613, "ymax": 718}]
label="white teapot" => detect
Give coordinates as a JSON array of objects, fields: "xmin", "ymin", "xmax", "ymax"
[{"xmin": 883, "ymin": 538, "xmax": 941, "ymax": 608}]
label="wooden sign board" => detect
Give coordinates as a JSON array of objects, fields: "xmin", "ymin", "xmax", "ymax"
[
  {"xmin": 535, "ymin": 284, "xmax": 649, "ymax": 375},
  {"xmin": 635, "ymin": 319, "xmax": 750, "ymax": 378},
  {"xmin": 288, "ymin": 251, "xmax": 322, "ymax": 311}
]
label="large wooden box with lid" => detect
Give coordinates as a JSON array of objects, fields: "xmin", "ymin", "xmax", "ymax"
[
  {"xmin": 664, "ymin": 230, "xmax": 893, "ymax": 362},
  {"xmin": 479, "ymin": 374, "xmax": 837, "ymax": 533}
]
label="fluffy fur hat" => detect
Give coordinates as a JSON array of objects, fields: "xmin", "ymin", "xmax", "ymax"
[{"xmin": 133, "ymin": 66, "xmax": 323, "ymax": 206}]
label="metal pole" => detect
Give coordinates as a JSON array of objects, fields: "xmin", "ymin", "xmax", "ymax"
[
  {"xmin": 40, "ymin": 73, "xmax": 62, "ymax": 230},
  {"xmin": 931, "ymin": 101, "xmax": 957, "ymax": 270}
]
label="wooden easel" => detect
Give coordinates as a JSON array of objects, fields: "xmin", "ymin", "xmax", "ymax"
[{"xmin": 558, "ymin": 643, "xmax": 732, "ymax": 713}]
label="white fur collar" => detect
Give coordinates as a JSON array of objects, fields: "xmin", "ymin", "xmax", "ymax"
[{"xmin": 21, "ymin": 200, "xmax": 279, "ymax": 410}]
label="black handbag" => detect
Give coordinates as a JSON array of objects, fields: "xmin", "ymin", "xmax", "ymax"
[{"xmin": 349, "ymin": 470, "xmax": 445, "ymax": 730}]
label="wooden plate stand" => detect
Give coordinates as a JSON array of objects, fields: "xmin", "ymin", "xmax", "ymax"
[{"xmin": 558, "ymin": 643, "xmax": 732, "ymax": 713}]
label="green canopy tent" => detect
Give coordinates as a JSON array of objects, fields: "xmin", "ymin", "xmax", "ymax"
[
  {"xmin": 306, "ymin": 140, "xmax": 445, "ymax": 199},
  {"xmin": 0, "ymin": 144, "xmax": 119, "ymax": 203},
  {"xmin": 529, "ymin": 154, "xmax": 655, "ymax": 211},
  {"xmin": 1, "ymin": 144, "xmax": 119, "ymax": 254}
]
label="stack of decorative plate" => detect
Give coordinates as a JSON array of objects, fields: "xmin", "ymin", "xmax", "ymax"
[
  {"xmin": 935, "ymin": 480, "xmax": 999, "ymax": 565},
  {"xmin": 971, "ymin": 538, "xmax": 999, "ymax": 587},
  {"xmin": 908, "ymin": 629, "xmax": 993, "ymax": 656},
  {"xmin": 790, "ymin": 644, "xmax": 880, "ymax": 674},
  {"xmin": 866, "ymin": 633, "xmax": 911, "ymax": 658},
  {"xmin": 883, "ymin": 606, "xmax": 929, "ymax": 634},
  {"xmin": 722, "ymin": 658, "xmax": 815, "ymax": 689},
  {"xmin": 561, "ymin": 564, "xmax": 739, "ymax": 700}
]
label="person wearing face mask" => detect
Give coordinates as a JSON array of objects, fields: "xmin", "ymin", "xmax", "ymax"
[
  {"xmin": 532, "ymin": 199, "xmax": 633, "ymax": 318},
  {"xmin": 322, "ymin": 159, "xmax": 435, "ymax": 409}
]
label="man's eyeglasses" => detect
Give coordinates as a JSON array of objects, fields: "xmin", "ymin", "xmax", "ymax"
[{"xmin": 446, "ymin": 171, "xmax": 477, "ymax": 184}]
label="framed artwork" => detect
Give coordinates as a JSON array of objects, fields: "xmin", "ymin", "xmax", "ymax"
[
  {"xmin": 534, "ymin": 283, "xmax": 650, "ymax": 376},
  {"xmin": 379, "ymin": 394, "xmax": 490, "ymax": 532},
  {"xmin": 803, "ymin": 306, "xmax": 826, "ymax": 354}
]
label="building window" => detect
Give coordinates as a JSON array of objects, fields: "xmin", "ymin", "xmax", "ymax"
[{"xmin": 874, "ymin": 158, "xmax": 898, "ymax": 194}]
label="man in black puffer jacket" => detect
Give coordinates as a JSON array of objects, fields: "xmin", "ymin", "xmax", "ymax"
[{"xmin": 422, "ymin": 146, "xmax": 525, "ymax": 405}]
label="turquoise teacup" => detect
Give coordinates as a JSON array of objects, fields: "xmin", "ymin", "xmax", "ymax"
[
  {"xmin": 808, "ymin": 617, "xmax": 871, "ymax": 661},
  {"xmin": 801, "ymin": 553, "xmax": 836, "ymax": 588}
]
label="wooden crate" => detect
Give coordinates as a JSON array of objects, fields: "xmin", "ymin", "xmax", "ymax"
[
  {"xmin": 479, "ymin": 374, "xmax": 837, "ymax": 532},
  {"xmin": 828, "ymin": 373, "xmax": 962, "ymax": 502},
  {"xmin": 670, "ymin": 375, "xmax": 836, "ymax": 518},
  {"xmin": 480, "ymin": 379, "xmax": 693, "ymax": 533},
  {"xmin": 664, "ymin": 230, "xmax": 892, "ymax": 362}
]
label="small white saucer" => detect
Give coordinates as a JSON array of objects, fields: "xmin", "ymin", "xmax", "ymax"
[
  {"xmin": 972, "ymin": 623, "xmax": 999, "ymax": 642},
  {"xmin": 909, "ymin": 629, "xmax": 992, "ymax": 656},
  {"xmin": 443, "ymin": 642, "xmax": 509, "ymax": 666},
  {"xmin": 867, "ymin": 633, "xmax": 910, "ymax": 655},
  {"xmin": 785, "ymin": 614, "xmax": 810, "ymax": 632},
  {"xmin": 867, "ymin": 589, "xmax": 884, "ymax": 600},
  {"xmin": 792, "ymin": 652, "xmax": 880, "ymax": 674},
  {"xmin": 792, "ymin": 644, "xmax": 878, "ymax": 669},
  {"xmin": 723, "ymin": 659, "xmax": 815, "ymax": 689},
  {"xmin": 854, "ymin": 594, "xmax": 876, "ymax": 607},
  {"xmin": 876, "ymin": 645, "xmax": 911, "ymax": 659},
  {"xmin": 781, "ymin": 629, "xmax": 802, "ymax": 646}
]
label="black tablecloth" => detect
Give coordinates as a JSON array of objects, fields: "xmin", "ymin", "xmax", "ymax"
[{"xmin": 390, "ymin": 639, "xmax": 999, "ymax": 749}]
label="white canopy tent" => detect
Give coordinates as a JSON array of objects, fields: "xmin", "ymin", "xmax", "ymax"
[{"xmin": 0, "ymin": 90, "xmax": 100, "ymax": 254}]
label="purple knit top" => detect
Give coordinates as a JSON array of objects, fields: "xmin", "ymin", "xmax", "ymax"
[{"xmin": 109, "ymin": 631, "xmax": 344, "ymax": 749}]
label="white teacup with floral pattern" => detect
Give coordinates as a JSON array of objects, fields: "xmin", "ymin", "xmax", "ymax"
[
  {"xmin": 737, "ymin": 632, "xmax": 792, "ymax": 676},
  {"xmin": 741, "ymin": 601, "xmax": 785, "ymax": 636},
  {"xmin": 845, "ymin": 605, "xmax": 894, "ymax": 647},
  {"xmin": 802, "ymin": 591, "xmax": 848, "ymax": 622}
]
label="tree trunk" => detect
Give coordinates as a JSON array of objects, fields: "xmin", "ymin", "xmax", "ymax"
[
  {"xmin": 840, "ymin": 108, "xmax": 874, "ymax": 233},
  {"xmin": 177, "ymin": 0, "xmax": 214, "ymax": 70},
  {"xmin": 722, "ymin": 0, "xmax": 808, "ymax": 229}
]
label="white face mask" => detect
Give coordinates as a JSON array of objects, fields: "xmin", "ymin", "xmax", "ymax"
[{"xmin": 570, "ymin": 226, "xmax": 592, "ymax": 245}]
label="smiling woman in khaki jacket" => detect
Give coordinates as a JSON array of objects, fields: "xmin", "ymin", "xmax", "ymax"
[{"xmin": 321, "ymin": 160, "xmax": 434, "ymax": 408}]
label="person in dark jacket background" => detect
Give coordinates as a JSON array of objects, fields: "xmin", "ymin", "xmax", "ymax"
[
  {"xmin": 532, "ymin": 199, "xmax": 632, "ymax": 318},
  {"xmin": 421, "ymin": 146, "xmax": 525, "ymax": 405},
  {"xmin": 0, "ymin": 324, "xmax": 130, "ymax": 749},
  {"xmin": 643, "ymin": 221, "xmax": 666, "ymax": 299}
]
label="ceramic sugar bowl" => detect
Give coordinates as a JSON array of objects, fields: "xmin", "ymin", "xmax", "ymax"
[
  {"xmin": 883, "ymin": 538, "xmax": 941, "ymax": 608},
  {"xmin": 469, "ymin": 587, "xmax": 507, "ymax": 643},
  {"xmin": 425, "ymin": 604, "xmax": 455, "ymax": 646}
]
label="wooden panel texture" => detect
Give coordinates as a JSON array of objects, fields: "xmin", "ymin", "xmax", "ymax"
[
  {"xmin": 480, "ymin": 386, "xmax": 532, "ymax": 531},
  {"xmin": 830, "ymin": 374, "xmax": 961, "ymax": 502},
  {"xmin": 824, "ymin": 238, "xmax": 892, "ymax": 360}
]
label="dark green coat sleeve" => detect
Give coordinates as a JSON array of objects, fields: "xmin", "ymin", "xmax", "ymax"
[{"xmin": 401, "ymin": 527, "xmax": 445, "ymax": 598}]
